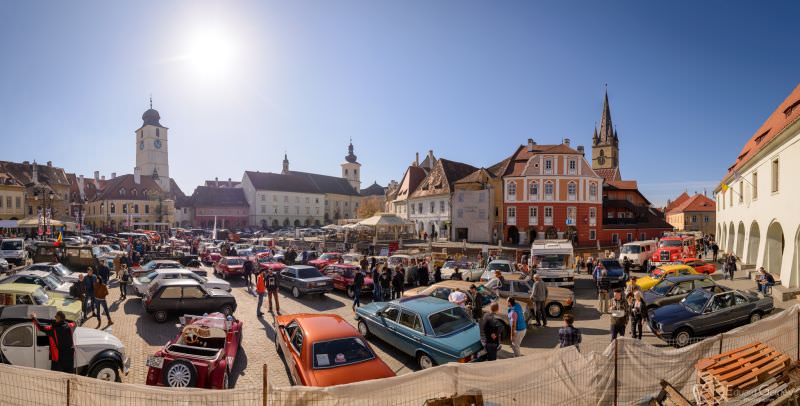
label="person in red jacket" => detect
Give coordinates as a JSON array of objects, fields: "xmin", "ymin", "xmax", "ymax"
[
  {"xmin": 256, "ymin": 271, "xmax": 266, "ymax": 318},
  {"xmin": 31, "ymin": 311, "xmax": 76, "ymax": 373}
]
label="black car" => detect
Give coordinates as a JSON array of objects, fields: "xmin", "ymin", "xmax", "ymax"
[
  {"xmin": 649, "ymin": 287, "xmax": 774, "ymax": 347},
  {"xmin": 278, "ymin": 265, "xmax": 334, "ymax": 298},
  {"xmin": 642, "ymin": 275, "xmax": 722, "ymax": 311},
  {"xmin": 598, "ymin": 259, "xmax": 628, "ymax": 287},
  {"xmin": 144, "ymin": 279, "xmax": 237, "ymax": 323}
]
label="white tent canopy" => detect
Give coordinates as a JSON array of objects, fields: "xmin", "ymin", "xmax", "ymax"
[{"xmin": 357, "ymin": 213, "xmax": 412, "ymax": 227}]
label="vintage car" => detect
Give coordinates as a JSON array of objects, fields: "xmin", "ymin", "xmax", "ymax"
[
  {"xmin": 278, "ymin": 265, "xmax": 334, "ymax": 298},
  {"xmin": 595, "ymin": 259, "xmax": 629, "ymax": 288},
  {"xmin": 32, "ymin": 243, "xmax": 97, "ymax": 272},
  {"xmin": 144, "ymin": 280, "xmax": 237, "ymax": 323},
  {"xmin": 132, "ymin": 260, "xmax": 183, "ymax": 277},
  {"xmin": 341, "ymin": 253, "xmax": 362, "ymax": 266},
  {"xmin": 0, "ymin": 257, "xmax": 8, "ymax": 274},
  {"xmin": 670, "ymin": 258, "xmax": 716, "ymax": 275},
  {"xmin": 649, "ymin": 287, "xmax": 774, "ymax": 347},
  {"xmin": 0, "ymin": 305, "xmax": 129, "ymax": 381},
  {"xmin": 642, "ymin": 275, "xmax": 722, "ymax": 311},
  {"xmin": 322, "ymin": 264, "xmax": 373, "ymax": 298},
  {"xmin": 256, "ymin": 253, "xmax": 286, "ymax": 272},
  {"xmin": 25, "ymin": 262, "xmax": 80, "ymax": 283},
  {"xmin": 650, "ymin": 235, "xmax": 696, "ymax": 267},
  {"xmin": 200, "ymin": 247, "xmax": 222, "ymax": 264},
  {"xmin": 0, "ymin": 283, "xmax": 82, "ymax": 322},
  {"xmin": 636, "ymin": 264, "xmax": 700, "ymax": 291},
  {"xmin": 274, "ymin": 313, "xmax": 395, "ymax": 386},
  {"xmin": 403, "ymin": 280, "xmax": 525, "ymax": 338},
  {"xmin": 492, "ymin": 273, "xmax": 574, "ymax": 318},
  {"xmin": 308, "ymin": 252, "xmax": 343, "ymax": 269},
  {"xmin": 619, "ymin": 240, "xmax": 657, "ymax": 271},
  {"xmin": 440, "ymin": 261, "xmax": 483, "ymax": 282},
  {"xmin": 0, "ymin": 270, "xmax": 73, "ymax": 297},
  {"xmin": 132, "ymin": 269, "xmax": 230, "ymax": 297},
  {"xmin": 486, "ymin": 260, "xmax": 514, "ymax": 275},
  {"xmin": 146, "ymin": 313, "xmax": 242, "ymax": 389},
  {"xmin": 355, "ymin": 296, "xmax": 484, "ymax": 370},
  {"xmin": 0, "ymin": 238, "xmax": 28, "ymax": 266},
  {"xmin": 213, "ymin": 257, "xmax": 246, "ymax": 280}
]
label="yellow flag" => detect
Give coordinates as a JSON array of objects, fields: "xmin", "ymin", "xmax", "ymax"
[
  {"xmin": 720, "ymin": 183, "xmax": 729, "ymax": 192},
  {"xmin": 57, "ymin": 232, "xmax": 62, "ymax": 243}
]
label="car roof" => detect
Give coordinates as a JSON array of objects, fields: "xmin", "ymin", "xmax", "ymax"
[
  {"xmin": 291, "ymin": 314, "xmax": 359, "ymax": 342},
  {"xmin": 288, "ymin": 265, "xmax": 317, "ymax": 271},
  {"xmin": 658, "ymin": 264, "xmax": 692, "ymax": 271},
  {"xmin": 392, "ymin": 296, "xmax": 458, "ymax": 315},
  {"xmin": 0, "ymin": 283, "xmax": 42, "ymax": 294},
  {"xmin": 154, "ymin": 279, "xmax": 202, "ymax": 287},
  {"xmin": 11, "ymin": 270, "xmax": 50, "ymax": 278},
  {"xmin": 149, "ymin": 260, "xmax": 180, "ymax": 264},
  {"xmin": 0, "ymin": 305, "xmax": 56, "ymax": 320},
  {"xmin": 663, "ymin": 275, "xmax": 710, "ymax": 283},
  {"xmin": 326, "ymin": 264, "xmax": 359, "ymax": 269}
]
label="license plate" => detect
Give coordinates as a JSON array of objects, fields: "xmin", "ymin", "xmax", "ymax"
[
  {"xmin": 317, "ymin": 282, "xmax": 327, "ymax": 287},
  {"xmin": 146, "ymin": 356, "xmax": 164, "ymax": 369}
]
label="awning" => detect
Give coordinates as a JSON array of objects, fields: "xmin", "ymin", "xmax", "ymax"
[
  {"xmin": 16, "ymin": 218, "xmax": 65, "ymax": 227},
  {"xmin": 356, "ymin": 213, "xmax": 412, "ymax": 227},
  {"xmin": 0, "ymin": 220, "xmax": 18, "ymax": 228}
]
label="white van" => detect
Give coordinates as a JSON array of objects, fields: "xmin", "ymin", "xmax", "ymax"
[
  {"xmin": 0, "ymin": 238, "xmax": 27, "ymax": 266},
  {"xmin": 530, "ymin": 239, "xmax": 575, "ymax": 288},
  {"xmin": 619, "ymin": 240, "xmax": 657, "ymax": 270}
]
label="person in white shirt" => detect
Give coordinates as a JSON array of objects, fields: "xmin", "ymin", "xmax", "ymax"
[{"xmin": 448, "ymin": 288, "xmax": 468, "ymax": 308}]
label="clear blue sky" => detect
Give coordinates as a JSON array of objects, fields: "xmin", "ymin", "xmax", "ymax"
[{"xmin": 1, "ymin": 1, "xmax": 798, "ymax": 205}]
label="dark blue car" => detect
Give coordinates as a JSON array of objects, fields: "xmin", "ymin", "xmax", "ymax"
[
  {"xmin": 649, "ymin": 287, "xmax": 773, "ymax": 347},
  {"xmin": 596, "ymin": 259, "xmax": 628, "ymax": 287},
  {"xmin": 355, "ymin": 296, "xmax": 483, "ymax": 370}
]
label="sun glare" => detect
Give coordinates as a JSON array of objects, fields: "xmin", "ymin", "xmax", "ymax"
[{"xmin": 184, "ymin": 26, "xmax": 238, "ymax": 79}]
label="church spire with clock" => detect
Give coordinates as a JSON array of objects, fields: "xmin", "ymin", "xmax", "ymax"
[
  {"xmin": 135, "ymin": 97, "xmax": 171, "ymax": 192},
  {"xmin": 591, "ymin": 89, "xmax": 621, "ymax": 181}
]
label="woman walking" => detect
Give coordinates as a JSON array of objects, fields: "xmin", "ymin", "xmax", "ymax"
[
  {"xmin": 118, "ymin": 264, "xmax": 130, "ymax": 300},
  {"xmin": 630, "ymin": 291, "xmax": 645, "ymax": 340}
]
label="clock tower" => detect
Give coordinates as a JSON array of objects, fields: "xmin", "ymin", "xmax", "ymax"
[
  {"xmin": 135, "ymin": 98, "xmax": 171, "ymax": 192},
  {"xmin": 591, "ymin": 89, "xmax": 621, "ymax": 179}
]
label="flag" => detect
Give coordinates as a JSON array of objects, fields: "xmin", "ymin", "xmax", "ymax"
[
  {"xmin": 720, "ymin": 183, "xmax": 729, "ymax": 192},
  {"xmin": 55, "ymin": 232, "xmax": 62, "ymax": 247}
]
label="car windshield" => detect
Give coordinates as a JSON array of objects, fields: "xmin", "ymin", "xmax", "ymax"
[
  {"xmin": 226, "ymin": 258, "xmax": 244, "ymax": 265},
  {"xmin": 475, "ymin": 286, "xmax": 498, "ymax": 304},
  {"xmin": 428, "ymin": 307, "xmax": 473, "ymax": 336},
  {"xmin": 312, "ymin": 337, "xmax": 375, "ymax": 369},
  {"xmin": 32, "ymin": 288, "xmax": 49, "ymax": 305},
  {"xmin": 682, "ymin": 289, "xmax": 710, "ymax": 313},
  {"xmin": 297, "ymin": 268, "xmax": 323, "ymax": 279},
  {"xmin": 487, "ymin": 262, "xmax": 511, "ymax": 273},
  {"xmin": 142, "ymin": 271, "xmax": 159, "ymax": 282},
  {"xmin": 651, "ymin": 280, "xmax": 675, "ymax": 295},
  {"xmin": 51, "ymin": 263, "xmax": 73, "ymax": 278},
  {"xmin": 1, "ymin": 241, "xmax": 22, "ymax": 250},
  {"xmin": 533, "ymin": 255, "xmax": 568, "ymax": 269},
  {"xmin": 142, "ymin": 261, "xmax": 158, "ymax": 271},
  {"xmin": 659, "ymin": 240, "xmax": 682, "ymax": 248},
  {"xmin": 41, "ymin": 274, "xmax": 63, "ymax": 289},
  {"xmin": 621, "ymin": 245, "xmax": 641, "ymax": 254},
  {"xmin": 319, "ymin": 253, "xmax": 337, "ymax": 260}
]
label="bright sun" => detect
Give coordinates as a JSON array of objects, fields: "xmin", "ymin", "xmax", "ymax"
[{"xmin": 184, "ymin": 26, "xmax": 237, "ymax": 79}]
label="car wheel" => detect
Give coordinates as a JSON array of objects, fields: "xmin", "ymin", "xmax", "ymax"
[
  {"xmin": 642, "ymin": 261, "xmax": 648, "ymax": 271},
  {"xmin": 292, "ymin": 287, "xmax": 301, "ymax": 298},
  {"xmin": 673, "ymin": 328, "xmax": 692, "ymax": 348},
  {"xmin": 749, "ymin": 312, "xmax": 762, "ymax": 324},
  {"xmin": 89, "ymin": 360, "xmax": 121, "ymax": 382},
  {"xmin": 347, "ymin": 286, "xmax": 355, "ymax": 298},
  {"xmin": 416, "ymin": 352, "xmax": 435, "ymax": 370},
  {"xmin": 547, "ymin": 302, "xmax": 564, "ymax": 318},
  {"xmin": 222, "ymin": 371, "xmax": 230, "ymax": 389},
  {"xmin": 358, "ymin": 320, "xmax": 370, "ymax": 338},
  {"xmin": 163, "ymin": 359, "xmax": 198, "ymax": 388},
  {"xmin": 154, "ymin": 310, "xmax": 169, "ymax": 323},
  {"xmin": 220, "ymin": 304, "xmax": 234, "ymax": 316}
]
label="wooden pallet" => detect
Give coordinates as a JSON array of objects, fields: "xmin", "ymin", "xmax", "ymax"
[{"xmin": 694, "ymin": 342, "xmax": 792, "ymax": 405}]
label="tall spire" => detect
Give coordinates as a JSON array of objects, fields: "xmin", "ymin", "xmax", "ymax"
[
  {"xmin": 598, "ymin": 87, "xmax": 614, "ymax": 144},
  {"xmin": 282, "ymin": 152, "xmax": 289, "ymax": 174},
  {"xmin": 345, "ymin": 138, "xmax": 358, "ymax": 163}
]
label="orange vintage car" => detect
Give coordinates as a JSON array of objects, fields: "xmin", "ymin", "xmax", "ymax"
[{"xmin": 273, "ymin": 313, "xmax": 395, "ymax": 387}]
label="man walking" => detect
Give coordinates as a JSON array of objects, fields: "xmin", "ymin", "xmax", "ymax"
[
  {"xmin": 391, "ymin": 266, "xmax": 404, "ymax": 299},
  {"xmin": 372, "ymin": 265, "xmax": 382, "ymax": 301},
  {"xmin": 609, "ymin": 289, "xmax": 629, "ymax": 341},
  {"xmin": 507, "ymin": 297, "xmax": 527, "ymax": 357},
  {"xmin": 266, "ymin": 268, "xmax": 280, "ymax": 313},
  {"xmin": 93, "ymin": 277, "xmax": 112, "ymax": 327},
  {"xmin": 469, "ymin": 285, "xmax": 484, "ymax": 321},
  {"xmin": 558, "ymin": 314, "xmax": 582, "ymax": 349},
  {"xmin": 83, "ymin": 268, "xmax": 97, "ymax": 322},
  {"xmin": 597, "ymin": 267, "xmax": 610, "ymax": 314},
  {"xmin": 31, "ymin": 311, "xmax": 76, "ymax": 373},
  {"xmin": 530, "ymin": 274, "xmax": 548, "ymax": 327},
  {"xmin": 256, "ymin": 271, "xmax": 266, "ymax": 317},
  {"xmin": 352, "ymin": 268, "xmax": 365, "ymax": 310},
  {"xmin": 243, "ymin": 257, "xmax": 254, "ymax": 292},
  {"xmin": 482, "ymin": 302, "xmax": 501, "ymax": 361},
  {"xmin": 712, "ymin": 241, "xmax": 719, "ymax": 262}
]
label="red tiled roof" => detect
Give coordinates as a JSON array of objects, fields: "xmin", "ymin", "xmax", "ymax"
[
  {"xmin": 667, "ymin": 193, "xmax": 715, "ymax": 214},
  {"xmin": 606, "ymin": 180, "xmax": 638, "ymax": 190},
  {"xmin": 504, "ymin": 143, "xmax": 583, "ymax": 177},
  {"xmin": 665, "ymin": 192, "xmax": 690, "ymax": 213},
  {"xmin": 594, "ymin": 168, "xmax": 620, "ymax": 182},
  {"xmin": 725, "ymin": 83, "xmax": 800, "ymax": 179}
]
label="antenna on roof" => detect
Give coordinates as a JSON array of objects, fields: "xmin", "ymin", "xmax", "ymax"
[{"xmin": 149, "ymin": 94, "xmax": 153, "ymax": 109}]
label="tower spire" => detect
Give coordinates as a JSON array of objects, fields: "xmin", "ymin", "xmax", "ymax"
[
  {"xmin": 149, "ymin": 94, "xmax": 152, "ymax": 109},
  {"xmin": 599, "ymin": 87, "xmax": 614, "ymax": 144}
]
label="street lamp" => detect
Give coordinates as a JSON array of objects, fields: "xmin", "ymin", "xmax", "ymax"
[{"xmin": 32, "ymin": 187, "xmax": 56, "ymax": 240}]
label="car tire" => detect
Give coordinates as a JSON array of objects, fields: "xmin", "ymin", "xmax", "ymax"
[
  {"xmin": 163, "ymin": 359, "xmax": 198, "ymax": 388},
  {"xmin": 222, "ymin": 371, "xmax": 230, "ymax": 389},
  {"xmin": 546, "ymin": 302, "xmax": 564, "ymax": 318},
  {"xmin": 220, "ymin": 304, "xmax": 234, "ymax": 316},
  {"xmin": 357, "ymin": 320, "xmax": 370, "ymax": 338},
  {"xmin": 749, "ymin": 312, "xmax": 762, "ymax": 324},
  {"xmin": 416, "ymin": 352, "xmax": 435, "ymax": 370},
  {"xmin": 154, "ymin": 310, "xmax": 169, "ymax": 323},
  {"xmin": 292, "ymin": 287, "xmax": 301, "ymax": 298},
  {"xmin": 347, "ymin": 286, "xmax": 355, "ymax": 298},
  {"xmin": 673, "ymin": 328, "xmax": 693, "ymax": 348},
  {"xmin": 88, "ymin": 360, "xmax": 121, "ymax": 382},
  {"xmin": 642, "ymin": 261, "xmax": 649, "ymax": 271}
]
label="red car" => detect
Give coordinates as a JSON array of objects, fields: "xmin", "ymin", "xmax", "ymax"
[
  {"xmin": 256, "ymin": 253, "xmax": 286, "ymax": 272},
  {"xmin": 214, "ymin": 256, "xmax": 246, "ymax": 279},
  {"xmin": 322, "ymin": 264, "xmax": 373, "ymax": 298},
  {"xmin": 308, "ymin": 252, "xmax": 342, "ymax": 269},
  {"xmin": 274, "ymin": 313, "xmax": 395, "ymax": 387},
  {"xmin": 201, "ymin": 247, "xmax": 222, "ymax": 264},
  {"xmin": 146, "ymin": 313, "xmax": 243, "ymax": 389},
  {"xmin": 675, "ymin": 258, "xmax": 716, "ymax": 274}
]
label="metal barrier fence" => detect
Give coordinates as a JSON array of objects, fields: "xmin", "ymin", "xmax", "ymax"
[{"xmin": 2, "ymin": 305, "xmax": 799, "ymax": 406}]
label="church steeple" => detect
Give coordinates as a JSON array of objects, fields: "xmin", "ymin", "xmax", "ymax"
[
  {"xmin": 591, "ymin": 87, "xmax": 621, "ymax": 179},
  {"xmin": 598, "ymin": 89, "xmax": 614, "ymax": 144},
  {"xmin": 282, "ymin": 153, "xmax": 289, "ymax": 174}
]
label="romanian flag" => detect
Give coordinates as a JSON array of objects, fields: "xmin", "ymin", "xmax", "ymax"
[{"xmin": 55, "ymin": 232, "xmax": 63, "ymax": 247}]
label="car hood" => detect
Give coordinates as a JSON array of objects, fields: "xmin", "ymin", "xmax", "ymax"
[
  {"xmin": 205, "ymin": 275, "xmax": 230, "ymax": 286},
  {"xmin": 637, "ymin": 276, "xmax": 659, "ymax": 288},
  {"xmin": 357, "ymin": 302, "xmax": 387, "ymax": 317},
  {"xmin": 74, "ymin": 327, "xmax": 125, "ymax": 367},
  {"xmin": 651, "ymin": 303, "xmax": 697, "ymax": 326}
]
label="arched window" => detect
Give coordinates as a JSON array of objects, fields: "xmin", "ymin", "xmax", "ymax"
[
  {"xmin": 567, "ymin": 182, "xmax": 577, "ymax": 201},
  {"xmin": 119, "ymin": 188, "xmax": 126, "ymax": 196},
  {"xmin": 528, "ymin": 181, "xmax": 538, "ymax": 201},
  {"xmin": 544, "ymin": 182, "xmax": 554, "ymax": 200},
  {"xmin": 589, "ymin": 183, "xmax": 598, "ymax": 201}
]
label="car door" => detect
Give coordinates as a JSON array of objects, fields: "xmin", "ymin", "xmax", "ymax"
[
  {"xmin": 0, "ymin": 324, "xmax": 36, "ymax": 368},
  {"xmin": 512, "ymin": 280, "xmax": 533, "ymax": 307},
  {"xmin": 703, "ymin": 292, "xmax": 736, "ymax": 334},
  {"xmin": 372, "ymin": 306, "xmax": 400, "ymax": 344},
  {"xmin": 328, "ymin": 267, "xmax": 344, "ymax": 290},
  {"xmin": 34, "ymin": 325, "xmax": 52, "ymax": 370},
  {"xmin": 155, "ymin": 286, "xmax": 182, "ymax": 313},
  {"xmin": 182, "ymin": 286, "xmax": 208, "ymax": 313},
  {"xmin": 395, "ymin": 310, "xmax": 425, "ymax": 355},
  {"xmin": 730, "ymin": 292, "xmax": 754, "ymax": 325},
  {"xmin": 279, "ymin": 269, "xmax": 296, "ymax": 290},
  {"xmin": 287, "ymin": 325, "xmax": 305, "ymax": 385}
]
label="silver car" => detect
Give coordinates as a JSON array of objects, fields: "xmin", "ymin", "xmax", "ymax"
[
  {"xmin": 0, "ymin": 270, "xmax": 73, "ymax": 297},
  {"xmin": 131, "ymin": 268, "xmax": 231, "ymax": 296}
]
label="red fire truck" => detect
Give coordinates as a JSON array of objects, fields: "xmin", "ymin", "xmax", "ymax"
[{"xmin": 651, "ymin": 235, "xmax": 697, "ymax": 267}]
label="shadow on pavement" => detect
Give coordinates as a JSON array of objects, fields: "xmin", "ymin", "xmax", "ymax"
[
  {"xmin": 292, "ymin": 294, "xmax": 346, "ymax": 311},
  {"xmin": 229, "ymin": 346, "xmax": 248, "ymax": 388},
  {"xmin": 130, "ymin": 300, "xmax": 178, "ymax": 345}
]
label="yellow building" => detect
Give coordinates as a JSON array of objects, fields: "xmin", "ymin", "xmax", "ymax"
[
  {"xmin": 84, "ymin": 173, "xmax": 179, "ymax": 232},
  {"xmin": 0, "ymin": 172, "xmax": 25, "ymax": 220}
]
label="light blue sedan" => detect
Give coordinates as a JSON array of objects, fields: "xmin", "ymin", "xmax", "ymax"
[{"xmin": 355, "ymin": 296, "xmax": 484, "ymax": 370}]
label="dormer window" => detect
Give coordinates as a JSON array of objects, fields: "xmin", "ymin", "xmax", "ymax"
[
  {"xmin": 568, "ymin": 159, "xmax": 577, "ymax": 175},
  {"xmin": 119, "ymin": 188, "xmax": 126, "ymax": 196},
  {"xmin": 784, "ymin": 100, "xmax": 800, "ymax": 117},
  {"xmin": 544, "ymin": 159, "xmax": 553, "ymax": 174},
  {"xmin": 754, "ymin": 130, "xmax": 769, "ymax": 145}
]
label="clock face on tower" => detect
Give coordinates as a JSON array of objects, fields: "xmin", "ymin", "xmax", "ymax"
[
  {"xmin": 154, "ymin": 139, "xmax": 162, "ymax": 149},
  {"xmin": 139, "ymin": 140, "xmax": 144, "ymax": 150}
]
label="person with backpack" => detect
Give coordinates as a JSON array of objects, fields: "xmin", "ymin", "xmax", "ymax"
[
  {"xmin": 118, "ymin": 264, "xmax": 130, "ymax": 300},
  {"xmin": 265, "ymin": 268, "xmax": 280, "ymax": 313}
]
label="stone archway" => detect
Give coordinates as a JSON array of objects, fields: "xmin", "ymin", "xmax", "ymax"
[
  {"xmin": 747, "ymin": 221, "xmax": 760, "ymax": 265},
  {"xmin": 764, "ymin": 221, "xmax": 785, "ymax": 278},
  {"xmin": 727, "ymin": 222, "xmax": 735, "ymax": 254},
  {"xmin": 507, "ymin": 226, "xmax": 520, "ymax": 245},
  {"xmin": 735, "ymin": 222, "xmax": 745, "ymax": 258}
]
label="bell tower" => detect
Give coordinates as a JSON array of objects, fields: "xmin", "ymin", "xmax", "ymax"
[
  {"xmin": 341, "ymin": 139, "xmax": 361, "ymax": 191},
  {"xmin": 591, "ymin": 89, "xmax": 620, "ymax": 176},
  {"xmin": 135, "ymin": 97, "xmax": 170, "ymax": 192}
]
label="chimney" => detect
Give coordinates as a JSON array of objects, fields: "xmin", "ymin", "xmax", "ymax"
[
  {"xmin": 415, "ymin": 152, "xmax": 420, "ymax": 167},
  {"xmin": 228, "ymin": 178, "xmax": 232, "ymax": 187},
  {"xmin": 215, "ymin": 177, "xmax": 219, "ymax": 187},
  {"xmin": 77, "ymin": 175, "xmax": 85, "ymax": 200},
  {"xmin": 111, "ymin": 172, "xmax": 116, "ymax": 179},
  {"xmin": 94, "ymin": 171, "xmax": 99, "ymax": 181},
  {"xmin": 563, "ymin": 138, "xmax": 571, "ymax": 146},
  {"xmin": 577, "ymin": 145, "xmax": 585, "ymax": 156},
  {"xmin": 527, "ymin": 138, "xmax": 535, "ymax": 152},
  {"xmin": 32, "ymin": 161, "xmax": 38, "ymax": 184},
  {"xmin": 47, "ymin": 161, "xmax": 52, "ymax": 167},
  {"xmin": 427, "ymin": 150, "xmax": 434, "ymax": 169},
  {"xmin": 134, "ymin": 167, "xmax": 141, "ymax": 184}
]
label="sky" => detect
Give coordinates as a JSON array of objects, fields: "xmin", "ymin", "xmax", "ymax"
[{"xmin": 1, "ymin": 1, "xmax": 799, "ymax": 206}]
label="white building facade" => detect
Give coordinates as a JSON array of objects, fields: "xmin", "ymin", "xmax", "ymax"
[
  {"xmin": 715, "ymin": 84, "xmax": 800, "ymax": 289},
  {"xmin": 242, "ymin": 171, "xmax": 325, "ymax": 228}
]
